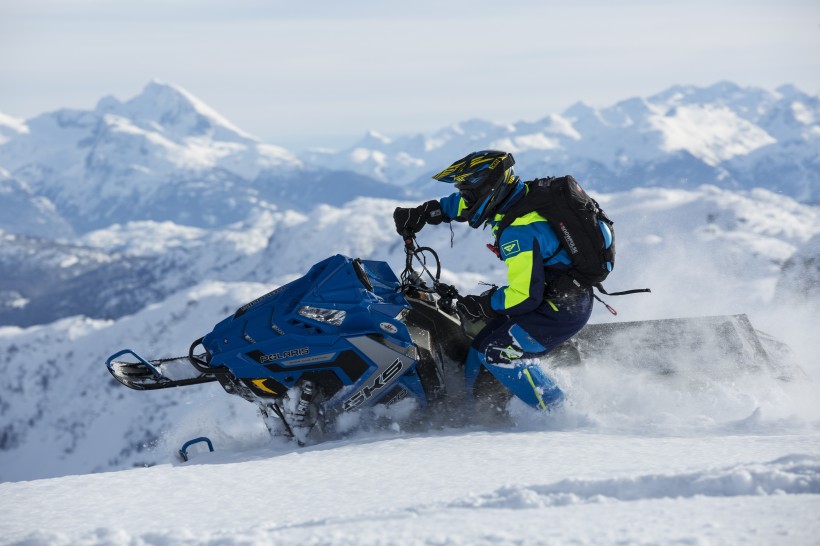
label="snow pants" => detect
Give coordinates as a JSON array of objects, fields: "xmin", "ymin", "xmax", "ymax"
[{"xmin": 464, "ymin": 290, "xmax": 593, "ymax": 410}]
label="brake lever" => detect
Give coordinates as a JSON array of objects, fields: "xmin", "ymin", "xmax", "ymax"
[
  {"xmin": 434, "ymin": 281, "xmax": 460, "ymax": 309},
  {"xmin": 401, "ymin": 231, "xmax": 416, "ymax": 248}
]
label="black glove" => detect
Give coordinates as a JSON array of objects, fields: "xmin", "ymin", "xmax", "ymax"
[
  {"xmin": 456, "ymin": 291, "xmax": 498, "ymax": 323},
  {"xmin": 393, "ymin": 200, "xmax": 443, "ymax": 235}
]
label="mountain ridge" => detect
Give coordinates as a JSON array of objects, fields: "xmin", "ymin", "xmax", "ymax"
[
  {"xmin": 306, "ymin": 81, "xmax": 819, "ymax": 202},
  {"xmin": 1, "ymin": 80, "xmax": 818, "ymax": 239},
  {"xmin": 0, "ymin": 81, "xmax": 401, "ymax": 234}
]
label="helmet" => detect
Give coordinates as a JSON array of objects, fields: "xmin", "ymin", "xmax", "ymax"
[{"xmin": 432, "ymin": 150, "xmax": 519, "ymax": 228}]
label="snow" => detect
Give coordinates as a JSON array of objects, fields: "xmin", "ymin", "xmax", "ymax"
[
  {"xmin": 3, "ymin": 80, "xmax": 818, "ymax": 237},
  {"xmin": 0, "ymin": 111, "xmax": 29, "ymax": 145},
  {"xmin": 80, "ymin": 221, "xmax": 209, "ymax": 255},
  {"xmin": 650, "ymin": 105, "xmax": 776, "ymax": 165},
  {"xmin": 0, "ymin": 80, "xmax": 819, "ymax": 545},
  {"xmin": 489, "ymin": 133, "xmax": 562, "ymax": 153},
  {"xmin": 791, "ymin": 101, "xmax": 816, "ymax": 125},
  {"xmin": 1, "ymin": 432, "xmax": 818, "ymax": 545},
  {"xmin": 0, "ymin": 184, "xmax": 818, "ymax": 543},
  {"xmin": 352, "ymin": 147, "xmax": 387, "ymax": 165},
  {"xmin": 6, "ymin": 296, "xmax": 29, "ymax": 309},
  {"xmin": 119, "ymin": 79, "xmax": 256, "ymax": 143}
]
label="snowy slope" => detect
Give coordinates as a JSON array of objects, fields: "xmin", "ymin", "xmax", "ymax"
[
  {"xmin": 1, "ymin": 433, "xmax": 819, "ymax": 545},
  {"xmin": 0, "ymin": 212, "xmax": 276, "ymax": 327},
  {"xmin": 0, "ymin": 80, "xmax": 299, "ymax": 182},
  {"xmin": 1, "ymin": 263, "xmax": 818, "ymax": 545},
  {"xmin": 0, "ymin": 185, "xmax": 817, "ymax": 485},
  {"xmin": 0, "ymin": 282, "xmax": 267, "ymax": 481}
]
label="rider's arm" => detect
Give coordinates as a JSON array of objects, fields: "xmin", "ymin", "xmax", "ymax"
[{"xmin": 439, "ymin": 192, "xmax": 468, "ymax": 222}]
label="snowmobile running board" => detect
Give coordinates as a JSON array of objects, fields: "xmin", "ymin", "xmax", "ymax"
[
  {"xmin": 106, "ymin": 349, "xmax": 219, "ymax": 390},
  {"xmin": 545, "ymin": 313, "xmax": 802, "ymax": 381}
]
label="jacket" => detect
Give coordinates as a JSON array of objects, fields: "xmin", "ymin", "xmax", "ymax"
[{"xmin": 439, "ymin": 189, "xmax": 573, "ymax": 315}]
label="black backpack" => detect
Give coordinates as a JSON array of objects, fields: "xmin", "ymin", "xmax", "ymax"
[{"xmin": 495, "ymin": 176, "xmax": 649, "ymax": 309}]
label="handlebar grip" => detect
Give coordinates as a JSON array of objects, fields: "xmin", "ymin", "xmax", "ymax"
[{"xmin": 435, "ymin": 282, "xmax": 459, "ymax": 299}]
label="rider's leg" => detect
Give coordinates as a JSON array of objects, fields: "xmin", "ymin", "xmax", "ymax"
[{"xmin": 465, "ymin": 295, "xmax": 593, "ymax": 410}]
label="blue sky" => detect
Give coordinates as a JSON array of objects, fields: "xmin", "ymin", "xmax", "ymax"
[{"xmin": 2, "ymin": 0, "xmax": 818, "ymax": 150}]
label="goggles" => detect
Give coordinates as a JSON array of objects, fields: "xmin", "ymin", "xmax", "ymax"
[{"xmin": 459, "ymin": 187, "xmax": 481, "ymax": 208}]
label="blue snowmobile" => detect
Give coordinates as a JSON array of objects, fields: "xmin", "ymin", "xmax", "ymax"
[
  {"xmin": 106, "ymin": 235, "xmax": 802, "ymax": 444},
  {"xmin": 106, "ymin": 237, "xmax": 546, "ymax": 443}
]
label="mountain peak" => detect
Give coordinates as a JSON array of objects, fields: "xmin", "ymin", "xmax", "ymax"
[
  {"xmin": 562, "ymin": 101, "xmax": 597, "ymax": 118},
  {"xmin": 94, "ymin": 94, "xmax": 122, "ymax": 114},
  {"xmin": 448, "ymin": 118, "xmax": 507, "ymax": 135},
  {"xmin": 775, "ymin": 84, "xmax": 810, "ymax": 100},
  {"xmin": 139, "ymin": 79, "xmax": 194, "ymax": 104},
  {"xmin": 704, "ymin": 80, "xmax": 743, "ymax": 95},
  {"xmin": 362, "ymin": 130, "xmax": 392, "ymax": 146},
  {"xmin": 116, "ymin": 79, "xmax": 256, "ymax": 142}
]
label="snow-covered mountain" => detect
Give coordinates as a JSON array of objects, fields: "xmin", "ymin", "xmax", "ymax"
[
  {"xmin": 1, "ymin": 80, "xmax": 817, "ymax": 240},
  {"xmin": 0, "ymin": 170, "xmax": 73, "ymax": 239},
  {"xmin": 0, "ymin": 211, "xmax": 275, "ymax": 327},
  {"xmin": 305, "ymin": 82, "xmax": 820, "ymax": 203},
  {"xmin": 2, "ymin": 178, "xmax": 817, "ymax": 328},
  {"xmin": 0, "ymin": 80, "xmax": 401, "ymax": 234}
]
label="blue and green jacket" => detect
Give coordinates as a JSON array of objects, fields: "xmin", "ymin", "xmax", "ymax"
[{"xmin": 439, "ymin": 188, "xmax": 572, "ymax": 315}]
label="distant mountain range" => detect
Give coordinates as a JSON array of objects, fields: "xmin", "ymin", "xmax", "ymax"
[
  {"xmin": 0, "ymin": 80, "xmax": 400, "ymax": 236},
  {"xmin": 306, "ymin": 82, "xmax": 820, "ymax": 203},
  {"xmin": 0, "ymin": 80, "xmax": 818, "ymax": 240}
]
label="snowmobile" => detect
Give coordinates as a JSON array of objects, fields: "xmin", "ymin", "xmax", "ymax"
[
  {"xmin": 106, "ymin": 237, "xmax": 801, "ymax": 444},
  {"xmin": 107, "ymin": 238, "xmax": 479, "ymax": 444}
]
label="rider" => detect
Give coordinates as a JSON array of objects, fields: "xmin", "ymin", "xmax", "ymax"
[{"xmin": 393, "ymin": 150, "xmax": 593, "ymax": 411}]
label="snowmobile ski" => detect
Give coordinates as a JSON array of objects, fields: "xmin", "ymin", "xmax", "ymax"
[{"xmin": 106, "ymin": 349, "xmax": 219, "ymax": 390}]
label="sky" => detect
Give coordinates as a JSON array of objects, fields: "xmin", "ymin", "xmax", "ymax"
[{"xmin": 1, "ymin": 0, "xmax": 819, "ymax": 150}]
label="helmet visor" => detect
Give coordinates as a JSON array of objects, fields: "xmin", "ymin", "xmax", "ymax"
[
  {"xmin": 459, "ymin": 187, "xmax": 480, "ymax": 208},
  {"xmin": 456, "ymin": 169, "xmax": 503, "ymax": 208}
]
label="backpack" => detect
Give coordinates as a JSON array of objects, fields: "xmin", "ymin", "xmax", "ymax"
[{"xmin": 494, "ymin": 176, "xmax": 649, "ymax": 310}]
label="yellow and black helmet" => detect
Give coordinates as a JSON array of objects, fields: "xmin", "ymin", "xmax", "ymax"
[{"xmin": 432, "ymin": 150, "xmax": 519, "ymax": 227}]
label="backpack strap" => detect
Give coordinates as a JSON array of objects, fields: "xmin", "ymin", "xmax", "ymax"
[
  {"xmin": 493, "ymin": 178, "xmax": 550, "ymax": 247},
  {"xmin": 590, "ymin": 282, "xmax": 652, "ymax": 316},
  {"xmin": 594, "ymin": 284, "xmax": 652, "ymax": 296}
]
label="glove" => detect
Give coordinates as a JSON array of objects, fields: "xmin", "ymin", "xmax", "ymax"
[
  {"xmin": 456, "ymin": 291, "xmax": 498, "ymax": 323},
  {"xmin": 393, "ymin": 200, "xmax": 443, "ymax": 235}
]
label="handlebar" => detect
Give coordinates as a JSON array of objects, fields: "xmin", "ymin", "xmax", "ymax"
[{"xmin": 399, "ymin": 235, "xmax": 460, "ymax": 308}]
